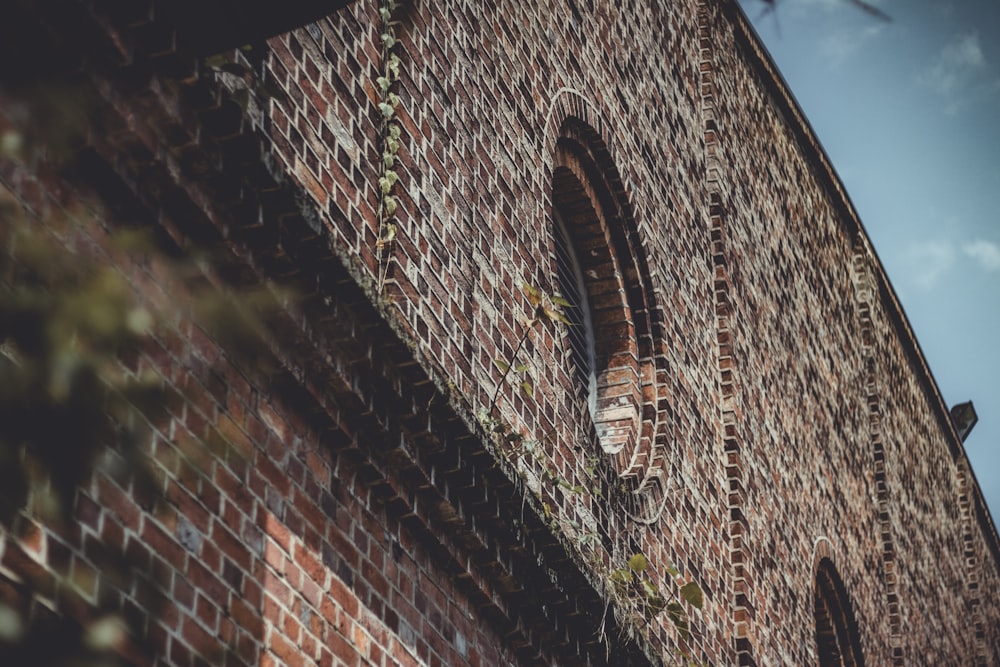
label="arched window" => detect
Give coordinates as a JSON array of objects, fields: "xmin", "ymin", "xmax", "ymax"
[
  {"xmin": 549, "ymin": 118, "xmax": 662, "ymax": 482},
  {"xmin": 815, "ymin": 559, "xmax": 865, "ymax": 667}
]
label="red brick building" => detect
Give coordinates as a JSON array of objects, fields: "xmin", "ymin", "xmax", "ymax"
[{"xmin": 2, "ymin": 0, "xmax": 998, "ymax": 665}]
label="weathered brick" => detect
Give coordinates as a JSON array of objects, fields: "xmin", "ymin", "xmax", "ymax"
[
  {"xmin": 2, "ymin": 0, "xmax": 997, "ymax": 666},
  {"xmin": 268, "ymin": 631, "xmax": 304, "ymax": 667}
]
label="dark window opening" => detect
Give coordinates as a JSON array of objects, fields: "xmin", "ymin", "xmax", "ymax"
[
  {"xmin": 553, "ymin": 208, "xmax": 597, "ymax": 415},
  {"xmin": 815, "ymin": 559, "xmax": 865, "ymax": 667},
  {"xmin": 549, "ymin": 117, "xmax": 662, "ymax": 482}
]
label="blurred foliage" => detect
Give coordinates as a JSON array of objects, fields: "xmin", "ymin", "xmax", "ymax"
[
  {"xmin": 0, "ymin": 606, "xmax": 132, "ymax": 667},
  {"xmin": 0, "ymin": 216, "xmax": 165, "ymax": 526},
  {"xmin": 0, "ymin": 13, "xmax": 294, "ymax": 658},
  {"xmin": 0, "ymin": 135, "xmax": 282, "ymax": 666},
  {"xmin": 0, "ymin": 79, "xmax": 93, "ymax": 168},
  {"xmin": 0, "ymin": 193, "xmax": 168, "ymax": 665},
  {"xmin": 0, "ymin": 198, "xmax": 284, "ymax": 667}
]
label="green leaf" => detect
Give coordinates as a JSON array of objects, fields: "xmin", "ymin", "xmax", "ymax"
[
  {"xmin": 550, "ymin": 295, "xmax": 573, "ymax": 308},
  {"xmin": 666, "ymin": 565, "xmax": 681, "ymax": 577},
  {"xmin": 627, "ymin": 553, "xmax": 648, "ymax": 573},
  {"xmin": 493, "ymin": 358, "xmax": 510, "ymax": 372},
  {"xmin": 383, "ymin": 195, "xmax": 398, "ymax": 215},
  {"xmin": 1, "ymin": 130, "xmax": 23, "ymax": 158},
  {"xmin": 541, "ymin": 304, "xmax": 571, "ymax": 325},
  {"xmin": 523, "ymin": 283, "xmax": 542, "ymax": 306},
  {"xmin": 378, "ymin": 171, "xmax": 399, "ymax": 194},
  {"xmin": 83, "ymin": 615, "xmax": 127, "ymax": 650},
  {"xmin": 680, "ymin": 581, "xmax": 703, "ymax": 610},
  {"xmin": 644, "ymin": 593, "xmax": 667, "ymax": 618},
  {"xmin": 384, "ymin": 223, "xmax": 397, "ymax": 243},
  {"xmin": 519, "ymin": 380, "xmax": 533, "ymax": 397},
  {"xmin": 667, "ymin": 601, "xmax": 690, "ymax": 639},
  {"xmin": 256, "ymin": 78, "xmax": 285, "ymax": 101},
  {"xmin": 609, "ymin": 568, "xmax": 633, "ymax": 586},
  {"xmin": 378, "ymin": 102, "xmax": 395, "ymax": 119},
  {"xmin": 377, "ymin": 76, "xmax": 391, "ymax": 92}
]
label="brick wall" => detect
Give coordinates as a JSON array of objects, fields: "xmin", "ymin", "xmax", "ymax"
[
  {"xmin": 1, "ymin": 0, "xmax": 998, "ymax": 665},
  {"xmin": 0, "ymin": 181, "xmax": 528, "ymax": 667}
]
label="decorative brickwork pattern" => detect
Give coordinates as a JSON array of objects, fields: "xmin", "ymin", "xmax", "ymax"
[
  {"xmin": 852, "ymin": 243, "xmax": 903, "ymax": 665},
  {"xmin": 698, "ymin": 2, "xmax": 754, "ymax": 665},
  {"xmin": 957, "ymin": 460, "xmax": 991, "ymax": 667}
]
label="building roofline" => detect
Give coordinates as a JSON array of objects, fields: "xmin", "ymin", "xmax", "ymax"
[{"xmin": 720, "ymin": 0, "xmax": 1000, "ymax": 564}]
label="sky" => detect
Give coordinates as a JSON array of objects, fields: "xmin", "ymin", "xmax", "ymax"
[{"xmin": 735, "ymin": 0, "xmax": 1000, "ymax": 520}]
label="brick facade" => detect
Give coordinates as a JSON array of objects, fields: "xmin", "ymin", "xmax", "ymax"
[{"xmin": 1, "ymin": 0, "xmax": 998, "ymax": 665}]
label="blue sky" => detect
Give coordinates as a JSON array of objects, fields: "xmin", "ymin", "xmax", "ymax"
[{"xmin": 736, "ymin": 0, "xmax": 1000, "ymax": 518}]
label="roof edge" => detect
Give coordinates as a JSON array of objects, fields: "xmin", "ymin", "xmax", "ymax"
[{"xmin": 719, "ymin": 0, "xmax": 1000, "ymax": 564}]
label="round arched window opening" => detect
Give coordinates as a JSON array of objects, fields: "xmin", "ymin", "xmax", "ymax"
[
  {"xmin": 815, "ymin": 558, "xmax": 865, "ymax": 667},
  {"xmin": 549, "ymin": 119, "xmax": 661, "ymax": 481}
]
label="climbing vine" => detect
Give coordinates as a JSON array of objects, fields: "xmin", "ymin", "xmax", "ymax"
[
  {"xmin": 607, "ymin": 552, "xmax": 704, "ymax": 653},
  {"xmin": 375, "ymin": 0, "xmax": 405, "ymax": 294},
  {"xmin": 488, "ymin": 284, "xmax": 570, "ymax": 412},
  {"xmin": 479, "ymin": 284, "xmax": 704, "ymax": 654},
  {"xmin": 364, "ymin": 1, "xmax": 706, "ymax": 652}
]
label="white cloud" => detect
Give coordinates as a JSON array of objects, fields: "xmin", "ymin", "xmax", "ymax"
[
  {"xmin": 918, "ymin": 33, "xmax": 998, "ymax": 113},
  {"xmin": 947, "ymin": 34, "xmax": 985, "ymax": 68},
  {"xmin": 820, "ymin": 25, "xmax": 883, "ymax": 67},
  {"xmin": 962, "ymin": 240, "xmax": 1000, "ymax": 272},
  {"xmin": 919, "ymin": 34, "xmax": 983, "ymax": 96},
  {"xmin": 903, "ymin": 240, "xmax": 956, "ymax": 289},
  {"xmin": 898, "ymin": 238, "xmax": 1000, "ymax": 289}
]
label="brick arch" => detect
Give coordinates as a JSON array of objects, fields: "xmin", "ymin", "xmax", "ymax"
[
  {"xmin": 543, "ymin": 88, "xmax": 607, "ymax": 162},
  {"xmin": 813, "ymin": 536, "xmax": 839, "ymax": 571},
  {"xmin": 546, "ymin": 112, "xmax": 667, "ymax": 494},
  {"xmin": 542, "ymin": 90, "xmax": 640, "ymax": 241}
]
